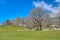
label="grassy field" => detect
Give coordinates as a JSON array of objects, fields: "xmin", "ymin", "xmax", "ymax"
[
  {"xmin": 0, "ymin": 25, "xmax": 29, "ymax": 31},
  {"xmin": 0, "ymin": 25, "xmax": 60, "ymax": 40}
]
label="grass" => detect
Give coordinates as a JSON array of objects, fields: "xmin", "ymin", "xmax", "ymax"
[
  {"xmin": 0, "ymin": 25, "xmax": 60, "ymax": 40},
  {"xmin": 0, "ymin": 25, "xmax": 29, "ymax": 31}
]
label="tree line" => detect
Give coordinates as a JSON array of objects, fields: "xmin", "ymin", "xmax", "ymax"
[{"xmin": 2, "ymin": 7, "xmax": 60, "ymax": 30}]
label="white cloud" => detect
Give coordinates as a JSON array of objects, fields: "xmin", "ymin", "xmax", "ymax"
[
  {"xmin": 33, "ymin": 1, "xmax": 41, "ymax": 8},
  {"xmin": 33, "ymin": 0, "xmax": 60, "ymax": 17},
  {"xmin": 54, "ymin": 0, "xmax": 60, "ymax": 6},
  {"xmin": 55, "ymin": 0, "xmax": 60, "ymax": 3}
]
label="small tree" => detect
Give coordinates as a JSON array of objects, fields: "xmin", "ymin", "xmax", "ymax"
[{"xmin": 6, "ymin": 20, "xmax": 11, "ymax": 25}]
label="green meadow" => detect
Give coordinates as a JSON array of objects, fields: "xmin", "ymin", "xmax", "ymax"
[{"xmin": 0, "ymin": 25, "xmax": 60, "ymax": 40}]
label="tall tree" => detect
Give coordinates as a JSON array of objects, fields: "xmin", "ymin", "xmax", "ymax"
[{"xmin": 29, "ymin": 7, "xmax": 48, "ymax": 30}]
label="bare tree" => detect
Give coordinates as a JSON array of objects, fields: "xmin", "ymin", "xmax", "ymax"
[
  {"xmin": 15, "ymin": 17, "xmax": 25, "ymax": 26},
  {"xmin": 56, "ymin": 12, "xmax": 60, "ymax": 27},
  {"xmin": 25, "ymin": 17, "xmax": 34, "ymax": 29},
  {"xmin": 43, "ymin": 13, "xmax": 52, "ymax": 28},
  {"xmin": 29, "ymin": 7, "xmax": 48, "ymax": 30}
]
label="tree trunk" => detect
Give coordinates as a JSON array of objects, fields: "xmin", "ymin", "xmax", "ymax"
[{"xmin": 39, "ymin": 24, "xmax": 42, "ymax": 30}]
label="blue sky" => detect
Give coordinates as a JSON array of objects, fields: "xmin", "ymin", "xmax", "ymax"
[{"xmin": 0, "ymin": 0, "xmax": 60, "ymax": 24}]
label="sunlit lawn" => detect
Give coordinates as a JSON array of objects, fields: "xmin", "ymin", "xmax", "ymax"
[
  {"xmin": 0, "ymin": 25, "xmax": 29, "ymax": 31},
  {"xmin": 0, "ymin": 25, "xmax": 60, "ymax": 40}
]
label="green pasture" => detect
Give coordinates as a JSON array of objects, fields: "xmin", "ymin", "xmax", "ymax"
[{"xmin": 0, "ymin": 25, "xmax": 60, "ymax": 40}]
